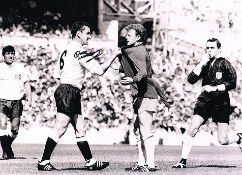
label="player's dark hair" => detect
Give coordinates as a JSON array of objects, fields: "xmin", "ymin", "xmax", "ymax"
[
  {"xmin": 2, "ymin": 45, "xmax": 15, "ymax": 56},
  {"xmin": 71, "ymin": 22, "xmax": 91, "ymax": 39},
  {"xmin": 125, "ymin": 24, "xmax": 147, "ymax": 43},
  {"xmin": 207, "ymin": 38, "xmax": 221, "ymax": 49}
]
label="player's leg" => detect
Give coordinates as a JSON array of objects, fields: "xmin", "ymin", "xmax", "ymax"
[
  {"xmin": 0, "ymin": 111, "xmax": 8, "ymax": 159},
  {"xmin": 38, "ymin": 112, "xmax": 70, "ymax": 171},
  {"xmin": 38, "ymin": 84, "xmax": 76, "ymax": 171},
  {"xmin": 0, "ymin": 99, "xmax": 11, "ymax": 160},
  {"xmin": 126, "ymin": 98, "xmax": 158, "ymax": 172},
  {"xmin": 173, "ymin": 114, "xmax": 204, "ymax": 168},
  {"xmin": 125, "ymin": 113, "xmax": 152, "ymax": 172},
  {"xmin": 125, "ymin": 114, "xmax": 148, "ymax": 171},
  {"xmin": 72, "ymin": 114, "xmax": 109, "ymax": 170},
  {"xmin": 6, "ymin": 100, "xmax": 23, "ymax": 159},
  {"xmin": 138, "ymin": 110, "xmax": 156, "ymax": 171},
  {"xmin": 217, "ymin": 122, "xmax": 241, "ymax": 145},
  {"xmin": 134, "ymin": 115, "xmax": 146, "ymax": 167},
  {"xmin": 0, "ymin": 113, "xmax": 7, "ymax": 130},
  {"xmin": 73, "ymin": 114, "xmax": 93, "ymax": 163},
  {"xmin": 215, "ymin": 103, "xmax": 242, "ymax": 149}
]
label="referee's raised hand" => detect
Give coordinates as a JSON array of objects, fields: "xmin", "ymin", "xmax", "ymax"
[{"xmin": 199, "ymin": 55, "xmax": 210, "ymax": 66}]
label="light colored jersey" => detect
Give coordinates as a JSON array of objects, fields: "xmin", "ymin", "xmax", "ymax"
[
  {"xmin": 56, "ymin": 41, "xmax": 104, "ymax": 90},
  {"xmin": 0, "ymin": 62, "xmax": 28, "ymax": 100}
]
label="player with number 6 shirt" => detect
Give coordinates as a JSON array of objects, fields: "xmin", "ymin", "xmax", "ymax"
[{"xmin": 38, "ymin": 22, "xmax": 121, "ymax": 171}]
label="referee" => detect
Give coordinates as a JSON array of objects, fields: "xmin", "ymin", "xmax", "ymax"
[{"xmin": 173, "ymin": 38, "xmax": 242, "ymax": 168}]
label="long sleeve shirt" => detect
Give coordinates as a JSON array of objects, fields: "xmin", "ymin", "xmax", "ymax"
[
  {"xmin": 119, "ymin": 45, "xmax": 157, "ymax": 99},
  {"xmin": 56, "ymin": 41, "xmax": 104, "ymax": 90},
  {"xmin": 188, "ymin": 57, "xmax": 237, "ymax": 101}
]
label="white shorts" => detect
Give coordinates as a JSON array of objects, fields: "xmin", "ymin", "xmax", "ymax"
[{"xmin": 134, "ymin": 98, "xmax": 158, "ymax": 114}]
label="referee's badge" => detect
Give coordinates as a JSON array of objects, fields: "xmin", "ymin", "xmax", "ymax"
[{"xmin": 216, "ymin": 72, "xmax": 222, "ymax": 79}]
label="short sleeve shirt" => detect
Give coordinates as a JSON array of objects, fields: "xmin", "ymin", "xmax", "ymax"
[{"xmin": 0, "ymin": 62, "xmax": 28, "ymax": 100}]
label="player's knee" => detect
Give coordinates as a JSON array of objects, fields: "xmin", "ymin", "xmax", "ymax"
[
  {"xmin": 187, "ymin": 127, "xmax": 199, "ymax": 137},
  {"xmin": 56, "ymin": 126, "xmax": 68, "ymax": 138},
  {"xmin": 0, "ymin": 123, "xmax": 7, "ymax": 130},
  {"xmin": 139, "ymin": 130, "xmax": 154, "ymax": 141}
]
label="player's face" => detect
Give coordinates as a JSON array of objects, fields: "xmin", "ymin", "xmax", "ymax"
[
  {"xmin": 4, "ymin": 52, "xmax": 15, "ymax": 65},
  {"xmin": 77, "ymin": 26, "xmax": 91, "ymax": 45},
  {"xmin": 126, "ymin": 29, "xmax": 140, "ymax": 46},
  {"xmin": 206, "ymin": 41, "xmax": 220, "ymax": 59}
]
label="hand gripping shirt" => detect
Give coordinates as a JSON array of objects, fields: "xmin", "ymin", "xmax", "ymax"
[
  {"xmin": 0, "ymin": 62, "xmax": 28, "ymax": 100},
  {"xmin": 56, "ymin": 41, "xmax": 104, "ymax": 90},
  {"xmin": 119, "ymin": 45, "xmax": 158, "ymax": 99}
]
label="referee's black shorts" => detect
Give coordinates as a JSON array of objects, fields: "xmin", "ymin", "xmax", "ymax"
[
  {"xmin": 194, "ymin": 92, "xmax": 231, "ymax": 124},
  {"xmin": 54, "ymin": 84, "xmax": 82, "ymax": 117}
]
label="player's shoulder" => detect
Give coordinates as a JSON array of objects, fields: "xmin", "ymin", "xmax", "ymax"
[
  {"xmin": 217, "ymin": 57, "xmax": 232, "ymax": 64},
  {"xmin": 65, "ymin": 41, "xmax": 86, "ymax": 58},
  {"xmin": 217, "ymin": 57, "xmax": 236, "ymax": 70},
  {"xmin": 0, "ymin": 62, "xmax": 4, "ymax": 69},
  {"xmin": 68, "ymin": 41, "xmax": 85, "ymax": 51},
  {"xmin": 13, "ymin": 62, "xmax": 25, "ymax": 68},
  {"xmin": 14, "ymin": 62, "xmax": 27, "ymax": 72}
]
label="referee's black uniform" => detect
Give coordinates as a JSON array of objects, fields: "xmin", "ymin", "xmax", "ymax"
[{"xmin": 188, "ymin": 57, "xmax": 237, "ymax": 123}]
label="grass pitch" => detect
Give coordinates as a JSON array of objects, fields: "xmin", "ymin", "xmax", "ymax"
[{"xmin": 0, "ymin": 144, "xmax": 242, "ymax": 175}]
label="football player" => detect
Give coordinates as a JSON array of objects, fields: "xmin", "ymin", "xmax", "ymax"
[
  {"xmin": 118, "ymin": 24, "xmax": 159, "ymax": 172},
  {"xmin": 0, "ymin": 45, "xmax": 32, "ymax": 159},
  {"xmin": 37, "ymin": 22, "xmax": 121, "ymax": 171}
]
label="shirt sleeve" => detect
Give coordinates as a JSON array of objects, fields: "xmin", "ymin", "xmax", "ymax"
[
  {"xmin": 128, "ymin": 52, "xmax": 147, "ymax": 83},
  {"xmin": 187, "ymin": 71, "xmax": 200, "ymax": 84},
  {"xmin": 53, "ymin": 57, "xmax": 61, "ymax": 79},
  {"xmin": 223, "ymin": 59, "xmax": 237, "ymax": 91},
  {"xmin": 78, "ymin": 56, "xmax": 104, "ymax": 75},
  {"xmin": 20, "ymin": 64, "xmax": 29, "ymax": 83},
  {"xmin": 187, "ymin": 63, "xmax": 207, "ymax": 84}
]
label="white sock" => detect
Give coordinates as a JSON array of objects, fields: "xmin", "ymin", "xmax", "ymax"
[
  {"xmin": 137, "ymin": 140, "xmax": 146, "ymax": 166},
  {"xmin": 39, "ymin": 160, "xmax": 50, "ymax": 165},
  {"xmin": 85, "ymin": 158, "xmax": 96, "ymax": 166},
  {"xmin": 181, "ymin": 135, "xmax": 194, "ymax": 159},
  {"xmin": 144, "ymin": 135, "xmax": 155, "ymax": 168}
]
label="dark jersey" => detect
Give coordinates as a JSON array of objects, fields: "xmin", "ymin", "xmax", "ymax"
[
  {"xmin": 188, "ymin": 57, "xmax": 237, "ymax": 101},
  {"xmin": 119, "ymin": 45, "xmax": 158, "ymax": 99},
  {"xmin": 188, "ymin": 57, "xmax": 236, "ymax": 90}
]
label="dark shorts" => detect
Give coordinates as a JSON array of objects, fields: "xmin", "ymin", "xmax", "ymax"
[
  {"xmin": 54, "ymin": 84, "xmax": 82, "ymax": 116},
  {"xmin": 194, "ymin": 92, "xmax": 230, "ymax": 123},
  {"xmin": 0, "ymin": 99, "xmax": 23, "ymax": 120}
]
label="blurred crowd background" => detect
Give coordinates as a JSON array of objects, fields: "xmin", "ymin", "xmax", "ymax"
[{"xmin": 0, "ymin": 0, "xmax": 242, "ymax": 145}]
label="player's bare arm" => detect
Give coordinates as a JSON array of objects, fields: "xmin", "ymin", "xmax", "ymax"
[
  {"xmin": 23, "ymin": 81, "xmax": 32, "ymax": 107},
  {"xmin": 100, "ymin": 47, "xmax": 121, "ymax": 75}
]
